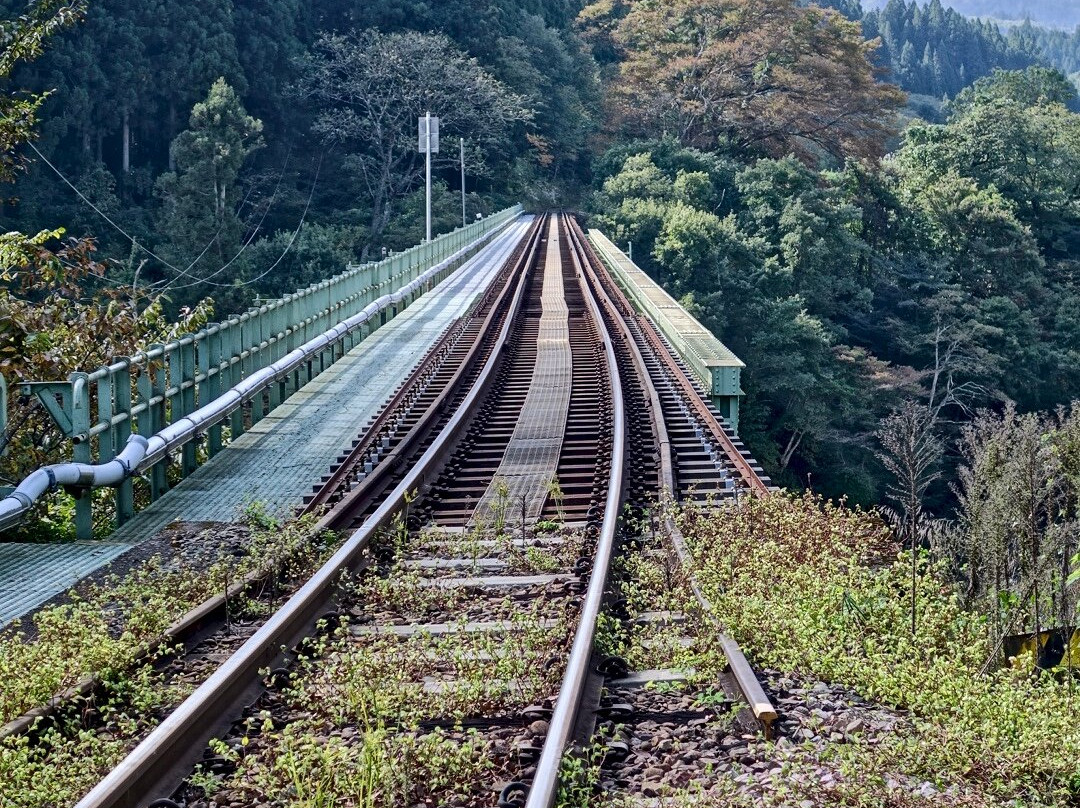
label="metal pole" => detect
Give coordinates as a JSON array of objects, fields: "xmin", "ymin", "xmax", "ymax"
[
  {"xmin": 425, "ymin": 111, "xmax": 432, "ymax": 243},
  {"xmin": 460, "ymin": 137, "xmax": 466, "ymax": 228}
]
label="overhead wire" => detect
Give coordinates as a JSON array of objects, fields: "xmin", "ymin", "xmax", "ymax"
[
  {"xmin": 27, "ymin": 140, "xmax": 188, "ymax": 276},
  {"xmin": 152, "ymin": 148, "xmax": 294, "ymax": 293},
  {"xmin": 29, "ymin": 140, "xmax": 306, "ymax": 294},
  {"xmin": 160, "ymin": 181, "xmax": 259, "ymax": 284},
  {"xmin": 29, "ymin": 140, "xmax": 261, "ymax": 285},
  {"xmin": 195, "ymin": 153, "xmax": 323, "ymax": 289}
]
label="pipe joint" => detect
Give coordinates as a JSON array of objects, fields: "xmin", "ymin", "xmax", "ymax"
[{"xmin": 9, "ymin": 490, "xmax": 33, "ymax": 510}]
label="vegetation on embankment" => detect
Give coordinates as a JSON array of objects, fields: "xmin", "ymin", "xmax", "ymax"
[
  {"xmin": 682, "ymin": 492, "xmax": 1080, "ymax": 805},
  {"xmin": 0, "ymin": 511, "xmax": 330, "ymax": 807}
]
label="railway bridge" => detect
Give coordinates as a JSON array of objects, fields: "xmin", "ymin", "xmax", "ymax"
[{"xmin": 0, "ymin": 209, "xmax": 777, "ymax": 808}]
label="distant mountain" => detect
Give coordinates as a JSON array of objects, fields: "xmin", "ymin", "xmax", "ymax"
[{"xmin": 860, "ymin": 0, "xmax": 1080, "ymax": 29}]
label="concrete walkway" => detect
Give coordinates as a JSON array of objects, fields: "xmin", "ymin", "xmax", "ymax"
[{"xmin": 0, "ymin": 216, "xmax": 533, "ymax": 626}]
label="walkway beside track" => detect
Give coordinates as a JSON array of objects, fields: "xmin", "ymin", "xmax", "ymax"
[
  {"xmin": 0, "ymin": 217, "xmax": 533, "ymax": 627},
  {"xmin": 472, "ymin": 216, "xmax": 573, "ymax": 523},
  {"xmin": 588, "ymin": 230, "xmax": 745, "ymax": 432}
]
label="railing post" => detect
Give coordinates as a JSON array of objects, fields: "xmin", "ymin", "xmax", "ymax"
[
  {"xmin": 149, "ymin": 346, "xmax": 168, "ymax": 500},
  {"xmin": 70, "ymin": 371, "xmax": 93, "ymax": 539},
  {"xmin": 0, "ymin": 374, "xmax": 6, "ymax": 455},
  {"xmin": 114, "ymin": 360, "xmax": 134, "ymax": 524},
  {"xmin": 96, "ymin": 370, "xmax": 115, "ymax": 474},
  {"xmin": 180, "ymin": 339, "xmax": 197, "ymax": 475},
  {"xmin": 228, "ymin": 319, "xmax": 245, "ymax": 439},
  {"xmin": 244, "ymin": 313, "xmax": 263, "ymax": 426},
  {"xmin": 268, "ymin": 304, "xmax": 283, "ymax": 409},
  {"xmin": 205, "ymin": 325, "xmax": 223, "ymax": 456}
]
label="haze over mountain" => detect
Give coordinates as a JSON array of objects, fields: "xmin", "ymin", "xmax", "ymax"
[{"xmin": 860, "ymin": 0, "xmax": 1080, "ymax": 29}]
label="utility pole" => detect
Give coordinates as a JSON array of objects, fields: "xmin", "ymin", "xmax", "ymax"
[
  {"xmin": 419, "ymin": 112, "xmax": 439, "ymax": 241},
  {"xmin": 460, "ymin": 138, "xmax": 466, "ymax": 228},
  {"xmin": 425, "ymin": 111, "xmax": 432, "ymax": 242}
]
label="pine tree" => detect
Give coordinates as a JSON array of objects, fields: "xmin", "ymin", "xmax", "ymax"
[{"xmin": 155, "ymin": 78, "xmax": 262, "ymax": 281}]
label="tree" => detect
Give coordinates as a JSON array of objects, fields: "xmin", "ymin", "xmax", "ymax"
[
  {"xmin": 155, "ymin": 78, "xmax": 263, "ymax": 286},
  {"xmin": 607, "ymin": 0, "xmax": 905, "ymax": 162},
  {"xmin": 951, "ymin": 66, "xmax": 1078, "ymax": 112},
  {"xmin": 0, "ymin": 1, "xmax": 214, "ymax": 513},
  {"xmin": 876, "ymin": 399, "xmax": 942, "ymax": 634},
  {"xmin": 0, "ymin": 0, "xmax": 83, "ymax": 266},
  {"xmin": 298, "ymin": 29, "xmax": 531, "ymax": 252},
  {"xmin": 955, "ymin": 407, "xmax": 1075, "ymax": 662},
  {"xmin": 736, "ymin": 157, "xmax": 870, "ymax": 321}
]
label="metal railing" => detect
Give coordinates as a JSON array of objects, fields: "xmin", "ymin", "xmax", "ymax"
[{"xmin": 10, "ymin": 206, "xmax": 522, "ymax": 538}]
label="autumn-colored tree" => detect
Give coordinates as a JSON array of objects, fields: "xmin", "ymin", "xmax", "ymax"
[{"xmin": 598, "ymin": 0, "xmax": 905, "ymax": 162}]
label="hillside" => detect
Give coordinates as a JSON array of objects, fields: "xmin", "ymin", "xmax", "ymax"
[{"xmin": 860, "ymin": 0, "xmax": 1080, "ymax": 28}]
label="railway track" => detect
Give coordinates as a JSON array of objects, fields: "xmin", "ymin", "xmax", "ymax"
[{"xmin": 58, "ymin": 212, "xmax": 775, "ymax": 808}]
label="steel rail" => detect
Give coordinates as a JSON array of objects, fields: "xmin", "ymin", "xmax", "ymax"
[
  {"xmin": 72, "ymin": 216, "xmax": 546, "ymax": 808},
  {"xmin": 570, "ymin": 215, "xmax": 777, "ymax": 737},
  {"xmin": 524, "ymin": 215, "xmax": 627, "ymax": 808},
  {"xmin": 306, "ymin": 216, "xmax": 544, "ymax": 524},
  {"xmin": 0, "ymin": 221, "xmax": 543, "ymax": 746},
  {"xmin": 582, "ymin": 231, "xmax": 769, "ymax": 496}
]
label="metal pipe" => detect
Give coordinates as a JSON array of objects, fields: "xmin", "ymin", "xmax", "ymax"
[{"xmin": 0, "ymin": 218, "xmax": 519, "ymax": 534}]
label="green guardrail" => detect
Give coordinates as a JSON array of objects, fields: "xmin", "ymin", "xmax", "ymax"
[
  {"xmin": 10, "ymin": 205, "xmax": 522, "ymax": 538},
  {"xmin": 588, "ymin": 229, "xmax": 745, "ymax": 432}
]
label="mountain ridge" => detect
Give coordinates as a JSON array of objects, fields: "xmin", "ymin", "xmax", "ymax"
[{"xmin": 859, "ymin": 0, "xmax": 1080, "ymax": 30}]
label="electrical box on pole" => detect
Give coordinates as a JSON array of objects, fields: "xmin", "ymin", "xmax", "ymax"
[{"xmin": 418, "ymin": 114, "xmax": 440, "ymax": 242}]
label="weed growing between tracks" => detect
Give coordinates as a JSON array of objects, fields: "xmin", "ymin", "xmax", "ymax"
[
  {"xmin": 205, "ymin": 718, "xmax": 500, "ymax": 807},
  {"xmin": 679, "ymin": 491, "xmax": 1080, "ymax": 806},
  {"xmin": 190, "ymin": 526, "xmax": 587, "ymax": 807},
  {"xmin": 289, "ymin": 605, "xmax": 571, "ymax": 726},
  {"xmin": 0, "ymin": 512, "xmax": 334, "ymax": 808}
]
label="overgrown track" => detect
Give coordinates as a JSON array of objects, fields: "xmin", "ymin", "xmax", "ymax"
[
  {"xmin": 70, "ymin": 212, "xmax": 775, "ymax": 808},
  {"xmin": 71, "ymin": 215, "xmax": 547, "ymax": 808}
]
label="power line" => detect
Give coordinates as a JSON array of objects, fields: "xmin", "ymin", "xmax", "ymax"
[
  {"xmin": 27, "ymin": 141, "xmax": 187, "ymax": 275},
  {"xmin": 153, "ymin": 149, "xmax": 294, "ymax": 293},
  {"xmin": 197, "ymin": 154, "xmax": 323, "ymax": 290},
  {"xmin": 29, "ymin": 141, "xmax": 323, "ymax": 298},
  {"xmin": 29, "ymin": 140, "xmax": 300, "ymax": 293}
]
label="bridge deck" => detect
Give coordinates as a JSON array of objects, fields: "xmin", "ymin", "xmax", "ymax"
[
  {"xmin": 0, "ymin": 216, "xmax": 533, "ymax": 627},
  {"xmin": 472, "ymin": 216, "xmax": 572, "ymax": 523}
]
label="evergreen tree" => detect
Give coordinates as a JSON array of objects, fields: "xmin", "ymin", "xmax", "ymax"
[{"xmin": 155, "ymin": 78, "xmax": 263, "ymax": 285}]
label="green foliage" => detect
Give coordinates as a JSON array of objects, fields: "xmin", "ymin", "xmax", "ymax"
[
  {"xmin": 0, "ymin": 236, "xmax": 214, "ymax": 490},
  {"xmin": 684, "ymin": 492, "xmax": 1080, "ymax": 802},
  {"xmin": 153, "ymin": 78, "xmax": 263, "ymax": 292},
  {"xmin": 590, "ymin": 143, "xmax": 903, "ymax": 500},
  {"xmin": 0, "ymin": 0, "xmax": 596, "ymax": 312},
  {"xmin": 0, "ymin": 0, "xmax": 83, "ymax": 184},
  {"xmin": 0, "ymin": 514, "xmax": 325, "ymax": 725},
  {"xmin": 861, "ymin": 0, "xmax": 1036, "ymax": 99},
  {"xmin": 591, "ymin": 64, "xmax": 1080, "ymax": 504}
]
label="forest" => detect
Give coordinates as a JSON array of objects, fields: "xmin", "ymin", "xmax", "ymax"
[
  {"xmin": 1, "ymin": 0, "xmax": 1080, "ymax": 525},
  {"xmin": 863, "ymin": 0, "xmax": 1080, "ymax": 29}
]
